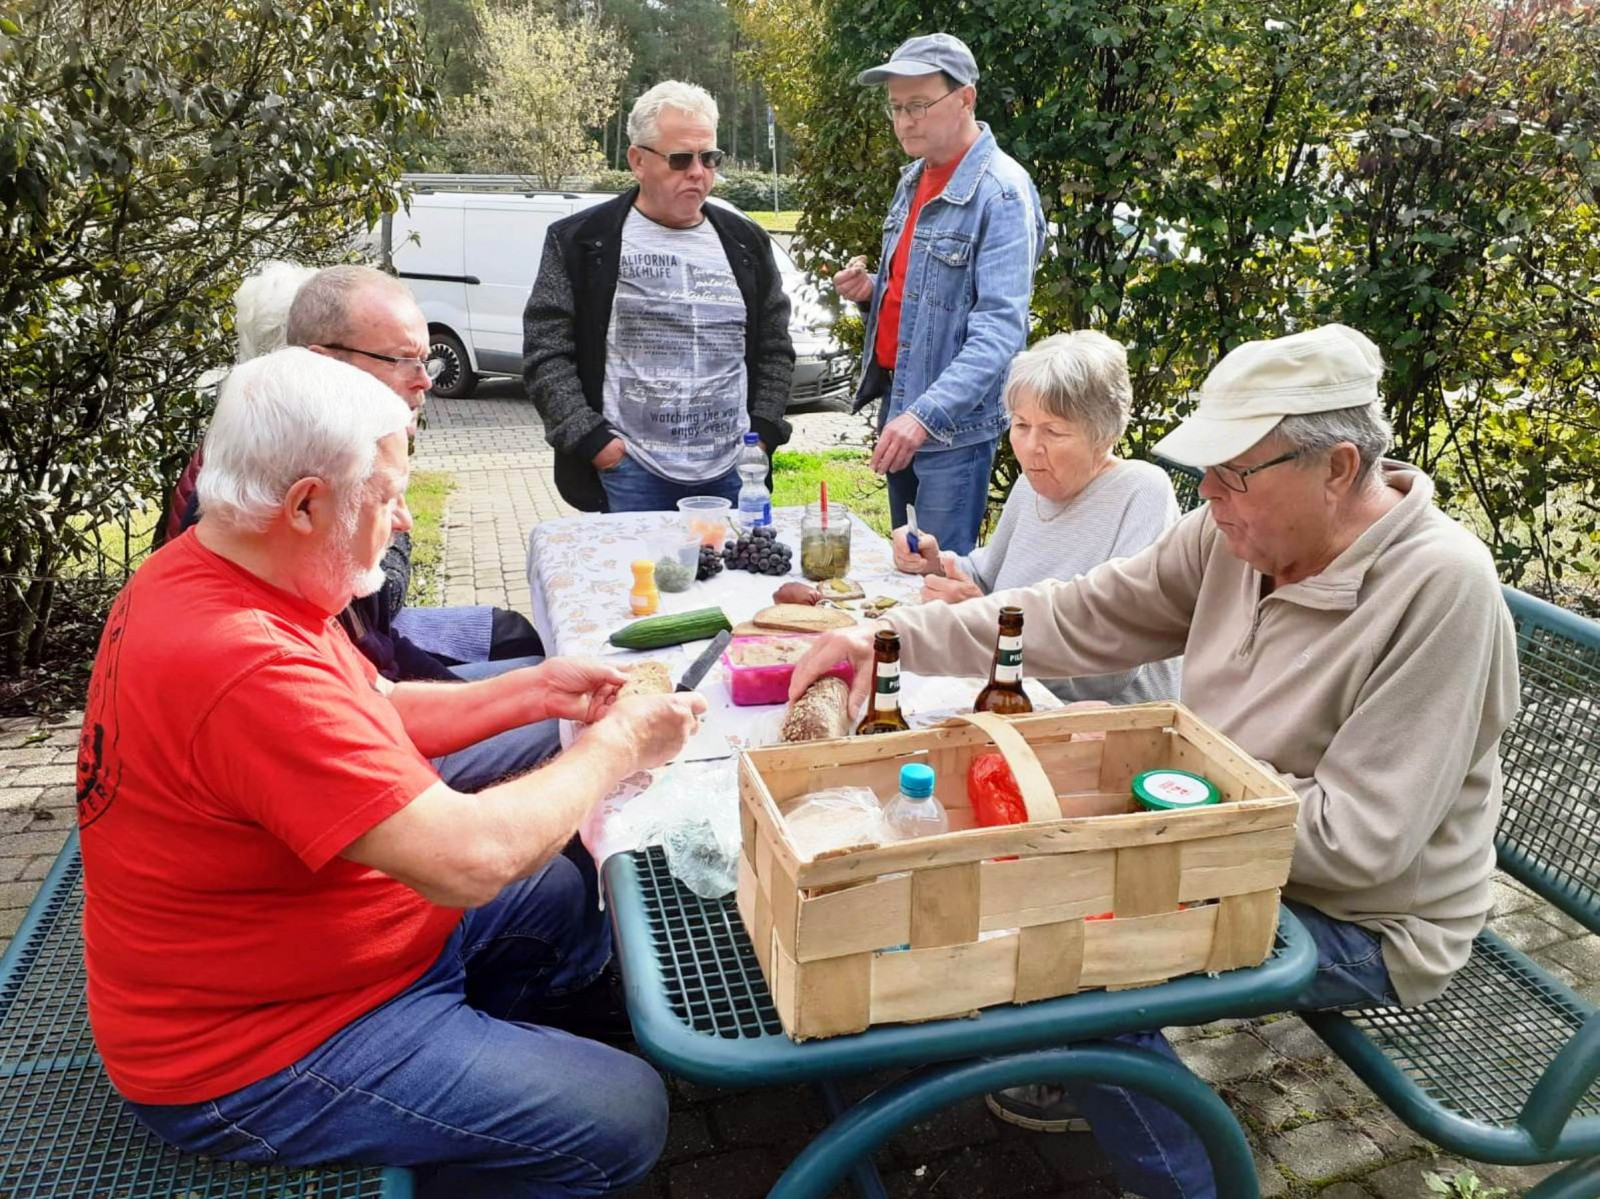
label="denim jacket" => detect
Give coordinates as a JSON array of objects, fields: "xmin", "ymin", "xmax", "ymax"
[{"xmin": 853, "ymin": 123, "xmax": 1045, "ymax": 451}]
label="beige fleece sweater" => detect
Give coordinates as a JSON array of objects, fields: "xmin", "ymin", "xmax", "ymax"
[{"xmin": 886, "ymin": 462, "xmax": 1519, "ymax": 1005}]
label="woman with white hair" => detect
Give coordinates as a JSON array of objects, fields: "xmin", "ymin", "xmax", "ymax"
[{"xmin": 892, "ymin": 329, "xmax": 1181, "ymax": 703}]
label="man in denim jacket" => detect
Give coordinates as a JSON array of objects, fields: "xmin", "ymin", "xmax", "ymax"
[{"xmin": 835, "ymin": 33, "xmax": 1045, "ymax": 554}]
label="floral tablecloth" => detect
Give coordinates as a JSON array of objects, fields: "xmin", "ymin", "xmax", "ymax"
[{"xmin": 525, "ymin": 506, "xmax": 1056, "ymax": 868}]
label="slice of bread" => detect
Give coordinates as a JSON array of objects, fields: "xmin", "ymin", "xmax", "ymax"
[
  {"xmin": 752, "ymin": 604, "xmax": 856, "ymax": 633},
  {"xmin": 618, "ymin": 660, "xmax": 673, "ymax": 697}
]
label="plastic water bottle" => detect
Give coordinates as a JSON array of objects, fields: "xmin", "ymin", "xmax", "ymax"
[
  {"xmin": 883, "ymin": 763, "xmax": 949, "ymax": 842},
  {"xmin": 736, "ymin": 432, "xmax": 772, "ymax": 527}
]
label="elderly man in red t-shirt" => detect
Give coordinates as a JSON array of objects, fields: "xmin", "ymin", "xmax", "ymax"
[{"xmin": 76, "ymin": 348, "xmax": 705, "ymax": 1196}]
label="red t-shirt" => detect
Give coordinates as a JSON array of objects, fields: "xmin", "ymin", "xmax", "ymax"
[
  {"xmin": 873, "ymin": 150, "xmax": 967, "ymax": 371},
  {"xmin": 76, "ymin": 531, "xmax": 456, "ymax": 1104}
]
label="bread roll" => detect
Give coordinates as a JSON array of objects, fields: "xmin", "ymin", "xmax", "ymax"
[{"xmin": 781, "ymin": 676, "xmax": 853, "ymax": 742}]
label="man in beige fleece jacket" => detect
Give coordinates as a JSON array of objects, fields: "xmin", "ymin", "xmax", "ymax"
[{"xmin": 791, "ymin": 323, "xmax": 1519, "ymax": 1199}]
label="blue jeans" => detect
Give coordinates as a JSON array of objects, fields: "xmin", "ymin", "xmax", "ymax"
[
  {"xmin": 1064, "ymin": 900, "xmax": 1401, "ymax": 1199},
  {"xmin": 433, "ymin": 657, "xmax": 562, "ymax": 792},
  {"xmin": 886, "ymin": 438, "xmax": 997, "ymax": 556},
  {"xmin": 126, "ymin": 855, "xmax": 667, "ymax": 1198},
  {"xmin": 599, "ymin": 453, "xmax": 743, "ymax": 513}
]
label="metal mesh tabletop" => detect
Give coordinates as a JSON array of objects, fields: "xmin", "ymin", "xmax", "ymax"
[
  {"xmin": 636, "ymin": 846, "xmax": 785, "ymax": 1039},
  {"xmin": 0, "ymin": 836, "xmax": 406, "ymax": 1199}
]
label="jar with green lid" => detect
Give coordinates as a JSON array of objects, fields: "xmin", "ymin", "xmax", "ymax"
[
  {"xmin": 1131, "ymin": 769, "xmax": 1221, "ymax": 812},
  {"xmin": 800, "ymin": 502, "xmax": 852, "ymax": 580}
]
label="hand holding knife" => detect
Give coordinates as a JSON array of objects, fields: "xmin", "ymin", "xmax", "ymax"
[{"xmin": 905, "ymin": 503, "xmax": 921, "ymax": 556}]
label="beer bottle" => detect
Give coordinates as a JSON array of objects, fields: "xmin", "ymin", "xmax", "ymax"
[
  {"xmin": 856, "ymin": 629, "xmax": 911, "ymax": 735},
  {"xmin": 973, "ymin": 606, "xmax": 1033, "ymax": 715}
]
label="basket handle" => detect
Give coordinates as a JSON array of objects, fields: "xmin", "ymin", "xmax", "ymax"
[{"xmin": 947, "ymin": 710, "xmax": 1063, "ymax": 823}]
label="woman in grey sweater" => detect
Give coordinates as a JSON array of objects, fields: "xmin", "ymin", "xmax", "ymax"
[{"xmin": 891, "ymin": 330, "xmax": 1181, "ymax": 704}]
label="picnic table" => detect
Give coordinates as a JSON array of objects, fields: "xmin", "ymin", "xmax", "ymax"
[{"xmin": 527, "ymin": 506, "xmax": 1319, "ymax": 1196}]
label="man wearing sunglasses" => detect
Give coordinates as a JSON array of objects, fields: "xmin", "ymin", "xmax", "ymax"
[
  {"xmin": 833, "ymin": 33, "xmax": 1045, "ymax": 555},
  {"xmin": 524, "ymin": 80, "xmax": 795, "ymax": 513}
]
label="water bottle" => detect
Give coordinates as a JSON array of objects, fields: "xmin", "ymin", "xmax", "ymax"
[
  {"xmin": 882, "ymin": 763, "xmax": 949, "ymax": 842},
  {"xmin": 736, "ymin": 432, "xmax": 772, "ymax": 527}
]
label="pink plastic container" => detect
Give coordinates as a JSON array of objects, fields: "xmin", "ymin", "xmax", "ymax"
[{"xmin": 722, "ymin": 635, "xmax": 855, "ymax": 707}]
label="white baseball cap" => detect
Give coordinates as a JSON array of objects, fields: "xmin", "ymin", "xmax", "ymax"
[{"xmin": 1153, "ymin": 324, "xmax": 1385, "ymax": 468}]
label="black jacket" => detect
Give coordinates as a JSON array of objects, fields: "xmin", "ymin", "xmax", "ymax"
[{"xmin": 521, "ymin": 188, "xmax": 795, "ymax": 512}]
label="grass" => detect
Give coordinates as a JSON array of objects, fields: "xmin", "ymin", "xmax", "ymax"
[
  {"xmin": 405, "ymin": 469, "xmax": 455, "ymax": 607},
  {"xmin": 745, "ymin": 210, "xmax": 801, "ymax": 234},
  {"xmin": 771, "ymin": 447, "xmax": 890, "ymax": 536}
]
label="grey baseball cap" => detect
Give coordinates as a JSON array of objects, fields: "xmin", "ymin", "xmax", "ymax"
[{"xmin": 856, "ymin": 33, "xmax": 979, "ymax": 87}]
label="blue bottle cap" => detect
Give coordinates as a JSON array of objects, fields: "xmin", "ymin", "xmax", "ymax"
[
  {"xmin": 899, "ymin": 762, "xmax": 935, "ymax": 799},
  {"xmin": 744, "ymin": 431, "xmax": 761, "ymax": 445}
]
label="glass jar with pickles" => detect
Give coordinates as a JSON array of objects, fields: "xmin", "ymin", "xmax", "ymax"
[{"xmin": 799, "ymin": 502, "xmax": 852, "ymax": 580}]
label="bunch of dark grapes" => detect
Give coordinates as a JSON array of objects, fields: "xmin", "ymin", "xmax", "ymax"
[
  {"xmin": 721, "ymin": 526, "xmax": 793, "ymax": 576},
  {"xmin": 695, "ymin": 543, "xmax": 724, "ymax": 581}
]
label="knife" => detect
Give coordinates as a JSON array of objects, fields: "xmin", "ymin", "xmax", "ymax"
[
  {"xmin": 676, "ymin": 629, "xmax": 732, "ymax": 692},
  {"xmin": 905, "ymin": 503, "xmax": 921, "ymax": 555}
]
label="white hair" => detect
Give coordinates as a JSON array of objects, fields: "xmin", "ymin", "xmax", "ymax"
[
  {"xmin": 233, "ymin": 262, "xmax": 317, "ymax": 363},
  {"xmin": 628, "ymin": 80, "xmax": 719, "ymax": 146},
  {"xmin": 197, "ymin": 348, "xmax": 412, "ymax": 533},
  {"xmin": 1274, "ymin": 403, "xmax": 1394, "ymax": 481},
  {"xmin": 1003, "ymin": 330, "xmax": 1133, "ymax": 449}
]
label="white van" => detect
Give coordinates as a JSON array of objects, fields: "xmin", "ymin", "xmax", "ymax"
[{"xmin": 377, "ymin": 175, "xmax": 853, "ymax": 406}]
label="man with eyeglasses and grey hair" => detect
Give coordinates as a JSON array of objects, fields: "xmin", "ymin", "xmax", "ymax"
[
  {"xmin": 524, "ymin": 79, "xmax": 795, "ymax": 513},
  {"xmin": 834, "ymin": 33, "xmax": 1045, "ymax": 556},
  {"xmin": 169, "ymin": 263, "xmax": 557, "ymax": 792},
  {"xmin": 792, "ymin": 323, "xmax": 1520, "ymax": 1199}
]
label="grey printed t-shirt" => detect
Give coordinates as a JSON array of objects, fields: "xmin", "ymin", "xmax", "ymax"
[{"xmin": 603, "ymin": 207, "xmax": 750, "ymax": 482}]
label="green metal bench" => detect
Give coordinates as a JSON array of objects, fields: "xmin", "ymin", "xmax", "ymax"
[
  {"xmin": 0, "ymin": 830, "xmax": 414, "ymax": 1198},
  {"xmin": 1155, "ymin": 455, "xmax": 1204, "ymax": 513},
  {"xmin": 1304, "ymin": 586, "xmax": 1600, "ymax": 1199}
]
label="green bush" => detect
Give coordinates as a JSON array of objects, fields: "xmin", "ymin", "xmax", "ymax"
[
  {"xmin": 746, "ymin": 0, "xmax": 1600, "ymax": 596},
  {"xmin": 0, "ymin": 0, "xmax": 434, "ymax": 673}
]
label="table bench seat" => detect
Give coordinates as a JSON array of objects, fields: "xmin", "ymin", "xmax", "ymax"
[{"xmin": 0, "ymin": 834, "xmax": 413, "ymax": 1199}]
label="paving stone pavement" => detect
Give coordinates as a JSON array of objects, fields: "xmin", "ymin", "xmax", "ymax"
[{"xmin": 0, "ymin": 388, "xmax": 1583, "ymax": 1196}]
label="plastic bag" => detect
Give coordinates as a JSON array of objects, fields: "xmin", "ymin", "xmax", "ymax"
[
  {"xmin": 781, "ymin": 786, "xmax": 887, "ymax": 861},
  {"xmin": 968, "ymin": 752, "xmax": 1028, "ymax": 828},
  {"xmin": 625, "ymin": 759, "xmax": 743, "ymax": 899}
]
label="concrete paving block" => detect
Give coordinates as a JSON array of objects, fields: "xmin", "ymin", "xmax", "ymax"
[
  {"xmin": 0, "ymin": 856, "xmax": 26, "ymax": 883},
  {"xmin": 1258, "ymin": 1015, "xmax": 1332, "ymax": 1062},
  {"xmin": 1490, "ymin": 910, "xmax": 1570, "ymax": 954},
  {"xmin": 1269, "ymin": 1120, "xmax": 1385, "ymax": 1183},
  {"xmin": 1175, "ymin": 1030, "xmax": 1278, "ymax": 1085},
  {"xmin": 666, "ymin": 1148, "xmax": 777, "ymax": 1199},
  {"xmin": 1321, "ymin": 1183, "xmax": 1376, "ymax": 1199},
  {"xmin": 12, "ymin": 765, "xmax": 74, "ymax": 787},
  {"xmin": 1361, "ymin": 1156, "xmax": 1471, "ymax": 1199},
  {"xmin": 1540, "ymin": 935, "xmax": 1600, "ymax": 981}
]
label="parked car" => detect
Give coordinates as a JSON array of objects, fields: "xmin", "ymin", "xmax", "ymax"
[{"xmin": 375, "ymin": 175, "xmax": 852, "ymax": 407}]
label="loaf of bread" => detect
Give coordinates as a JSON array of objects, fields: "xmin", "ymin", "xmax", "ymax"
[
  {"xmin": 618, "ymin": 660, "xmax": 672, "ymax": 697},
  {"xmin": 781, "ymin": 676, "xmax": 854, "ymax": 742}
]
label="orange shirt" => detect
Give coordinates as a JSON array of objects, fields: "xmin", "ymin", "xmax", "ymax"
[
  {"xmin": 77, "ymin": 532, "xmax": 456, "ymax": 1103},
  {"xmin": 874, "ymin": 150, "xmax": 967, "ymax": 371}
]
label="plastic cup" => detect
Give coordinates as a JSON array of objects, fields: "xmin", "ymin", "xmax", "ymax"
[{"xmin": 678, "ymin": 496, "xmax": 732, "ymax": 548}]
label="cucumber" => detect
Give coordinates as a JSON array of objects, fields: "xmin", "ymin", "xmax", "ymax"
[{"xmin": 609, "ymin": 607, "xmax": 732, "ymax": 650}]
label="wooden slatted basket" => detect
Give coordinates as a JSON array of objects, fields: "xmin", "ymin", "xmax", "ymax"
[{"xmin": 735, "ymin": 703, "xmax": 1299, "ymax": 1040}]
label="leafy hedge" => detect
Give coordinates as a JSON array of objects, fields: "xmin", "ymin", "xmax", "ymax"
[{"xmin": 747, "ymin": 0, "xmax": 1600, "ymax": 595}]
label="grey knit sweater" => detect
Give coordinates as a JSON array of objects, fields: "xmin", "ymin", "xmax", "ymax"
[{"xmin": 955, "ymin": 459, "xmax": 1182, "ymax": 704}]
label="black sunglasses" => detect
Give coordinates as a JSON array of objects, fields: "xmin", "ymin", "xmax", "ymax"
[{"xmin": 637, "ymin": 145, "xmax": 725, "ymax": 172}]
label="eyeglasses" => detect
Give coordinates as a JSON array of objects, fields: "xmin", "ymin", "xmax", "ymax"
[
  {"xmin": 637, "ymin": 146, "xmax": 725, "ymax": 171},
  {"xmin": 1207, "ymin": 449, "xmax": 1303, "ymax": 493},
  {"xmin": 885, "ymin": 88, "xmax": 962, "ymax": 123},
  {"xmin": 325, "ymin": 344, "xmax": 445, "ymax": 381}
]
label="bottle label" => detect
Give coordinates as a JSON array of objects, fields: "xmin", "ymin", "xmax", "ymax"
[
  {"xmin": 995, "ymin": 635, "xmax": 1023, "ymax": 684},
  {"xmin": 874, "ymin": 661, "xmax": 901, "ymax": 710}
]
